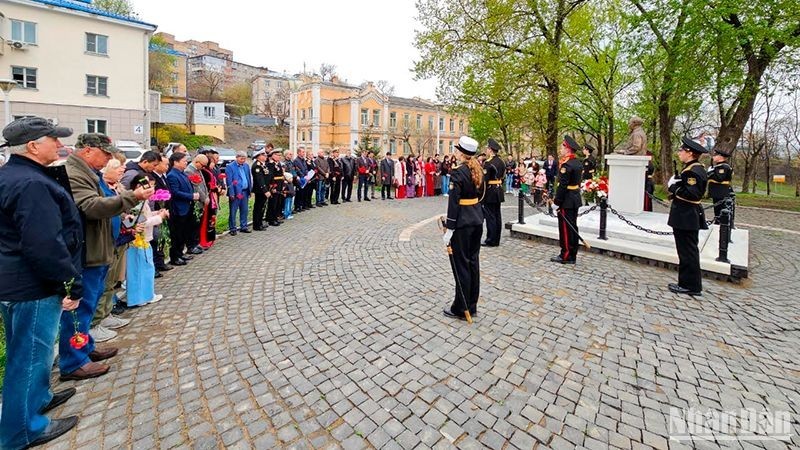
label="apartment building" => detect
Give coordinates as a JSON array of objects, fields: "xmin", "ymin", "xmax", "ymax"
[
  {"xmin": 0, "ymin": 0, "xmax": 156, "ymax": 145},
  {"xmin": 290, "ymin": 78, "xmax": 468, "ymax": 156},
  {"xmin": 154, "ymin": 32, "xmax": 232, "ymax": 60}
]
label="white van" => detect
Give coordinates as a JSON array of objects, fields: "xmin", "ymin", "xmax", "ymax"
[{"xmin": 116, "ymin": 140, "xmax": 145, "ymax": 163}]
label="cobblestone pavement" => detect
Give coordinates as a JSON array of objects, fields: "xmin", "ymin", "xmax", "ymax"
[{"xmin": 45, "ymin": 196, "xmax": 799, "ymax": 449}]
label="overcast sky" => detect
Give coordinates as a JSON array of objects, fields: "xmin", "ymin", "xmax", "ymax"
[{"xmin": 131, "ymin": 0, "xmax": 439, "ymax": 100}]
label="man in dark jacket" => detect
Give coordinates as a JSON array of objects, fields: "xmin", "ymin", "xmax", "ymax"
[
  {"xmin": 667, "ymin": 137, "xmax": 709, "ymax": 296},
  {"xmin": 380, "ymin": 152, "xmax": 395, "ymax": 200},
  {"xmin": 293, "ymin": 147, "xmax": 310, "ymax": 210},
  {"xmin": 551, "ymin": 136, "xmax": 583, "ymax": 264},
  {"xmin": 340, "ymin": 151, "xmax": 355, "ymax": 202},
  {"xmin": 120, "ymin": 150, "xmax": 161, "ymax": 189},
  {"xmin": 329, "ymin": 148, "xmax": 344, "ymax": 204},
  {"xmin": 481, "ymin": 138, "xmax": 506, "ymax": 246},
  {"xmin": 544, "ymin": 154, "xmax": 559, "ymax": 195},
  {"xmin": 0, "ymin": 117, "xmax": 82, "ymax": 448}
]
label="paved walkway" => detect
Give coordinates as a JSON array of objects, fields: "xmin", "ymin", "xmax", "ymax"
[{"xmin": 45, "ymin": 197, "xmax": 799, "ymax": 449}]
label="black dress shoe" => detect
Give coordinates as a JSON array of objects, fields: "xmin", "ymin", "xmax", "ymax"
[
  {"xmin": 110, "ymin": 303, "xmax": 126, "ymax": 315},
  {"xmin": 171, "ymin": 259, "xmax": 187, "ymax": 267},
  {"xmin": 42, "ymin": 388, "xmax": 76, "ymax": 414},
  {"xmin": 156, "ymin": 264, "xmax": 173, "ymax": 272},
  {"xmin": 365, "ymin": 198, "xmax": 371, "ymax": 201},
  {"xmin": 240, "ymin": 228, "xmax": 252, "ymax": 233},
  {"xmin": 269, "ymin": 221, "xmax": 281, "ymax": 226},
  {"xmin": 181, "ymin": 254, "xmax": 194, "ymax": 261},
  {"xmin": 229, "ymin": 230, "xmax": 238, "ymax": 236},
  {"xmin": 442, "ymin": 308, "xmax": 467, "ymax": 321},
  {"xmin": 189, "ymin": 246, "xmax": 204, "ymax": 255},
  {"xmin": 24, "ymin": 416, "xmax": 78, "ymax": 448},
  {"xmin": 668, "ymin": 283, "xmax": 702, "ymax": 296},
  {"xmin": 154, "ymin": 272, "xmax": 163, "ymax": 279},
  {"xmin": 550, "ymin": 256, "xmax": 575, "ymax": 265}
]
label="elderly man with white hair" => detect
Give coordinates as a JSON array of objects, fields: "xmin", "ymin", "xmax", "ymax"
[
  {"xmin": 225, "ymin": 150, "xmax": 253, "ymax": 235},
  {"xmin": 185, "ymin": 153, "xmax": 210, "ymax": 252}
]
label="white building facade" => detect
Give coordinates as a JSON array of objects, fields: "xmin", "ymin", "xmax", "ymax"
[{"xmin": 0, "ymin": 0, "xmax": 156, "ymax": 146}]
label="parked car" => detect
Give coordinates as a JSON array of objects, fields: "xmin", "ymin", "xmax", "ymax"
[
  {"xmin": 248, "ymin": 140, "xmax": 266, "ymax": 150},
  {"xmin": 163, "ymin": 142, "xmax": 183, "ymax": 158},
  {"xmin": 216, "ymin": 148, "xmax": 237, "ymax": 168},
  {"xmin": 116, "ymin": 140, "xmax": 146, "ymax": 163}
]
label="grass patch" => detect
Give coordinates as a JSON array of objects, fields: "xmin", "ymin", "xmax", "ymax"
[{"xmin": 215, "ymin": 196, "xmax": 256, "ymax": 233}]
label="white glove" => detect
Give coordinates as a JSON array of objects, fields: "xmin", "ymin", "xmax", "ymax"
[
  {"xmin": 442, "ymin": 229, "xmax": 454, "ymax": 246},
  {"xmin": 667, "ymin": 176, "xmax": 680, "ymax": 188}
]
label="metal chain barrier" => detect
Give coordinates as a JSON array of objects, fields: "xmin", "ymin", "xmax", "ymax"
[
  {"xmin": 578, "ymin": 204, "xmax": 599, "ymax": 217},
  {"xmin": 521, "ymin": 193, "xmax": 556, "ymax": 217},
  {"xmin": 607, "ymin": 205, "xmax": 674, "ymax": 236},
  {"xmin": 645, "ymin": 191, "xmax": 672, "ymax": 208}
]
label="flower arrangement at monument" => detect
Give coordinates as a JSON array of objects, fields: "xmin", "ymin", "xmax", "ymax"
[{"xmin": 582, "ymin": 175, "xmax": 609, "ymax": 203}]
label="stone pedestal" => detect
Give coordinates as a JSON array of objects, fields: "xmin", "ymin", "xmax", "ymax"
[{"xmin": 605, "ymin": 154, "xmax": 651, "ymax": 215}]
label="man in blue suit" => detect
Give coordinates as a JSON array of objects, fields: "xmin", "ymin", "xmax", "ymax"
[
  {"xmin": 166, "ymin": 153, "xmax": 200, "ymax": 266},
  {"xmin": 225, "ymin": 151, "xmax": 252, "ymax": 235}
]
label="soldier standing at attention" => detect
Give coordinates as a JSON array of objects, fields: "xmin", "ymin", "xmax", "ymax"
[
  {"xmin": 706, "ymin": 147, "xmax": 733, "ymax": 223},
  {"xmin": 551, "ymin": 136, "xmax": 583, "ymax": 265},
  {"xmin": 667, "ymin": 137, "xmax": 709, "ymax": 296},
  {"xmin": 265, "ymin": 149, "xmax": 284, "ymax": 227},
  {"xmin": 581, "ymin": 144, "xmax": 596, "ymax": 180},
  {"xmin": 251, "ymin": 149, "xmax": 269, "ymax": 231},
  {"xmin": 442, "ymin": 136, "xmax": 485, "ymax": 321},
  {"xmin": 481, "ymin": 138, "xmax": 506, "ymax": 247},
  {"xmin": 644, "ymin": 151, "xmax": 655, "ymax": 212}
]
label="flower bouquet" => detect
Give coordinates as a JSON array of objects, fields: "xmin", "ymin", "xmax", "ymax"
[
  {"xmin": 150, "ymin": 189, "xmax": 172, "ymax": 250},
  {"xmin": 582, "ymin": 175, "xmax": 609, "ymax": 204},
  {"xmin": 64, "ymin": 278, "xmax": 89, "ymax": 349}
]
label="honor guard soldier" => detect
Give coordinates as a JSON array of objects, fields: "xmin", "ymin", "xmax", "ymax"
[
  {"xmin": 442, "ymin": 136, "xmax": 485, "ymax": 321},
  {"xmin": 707, "ymin": 147, "xmax": 733, "ymax": 223},
  {"xmin": 581, "ymin": 144, "xmax": 597, "ymax": 180},
  {"xmin": 644, "ymin": 151, "xmax": 655, "ymax": 212},
  {"xmin": 265, "ymin": 149, "xmax": 284, "ymax": 227},
  {"xmin": 667, "ymin": 137, "xmax": 708, "ymax": 296},
  {"xmin": 251, "ymin": 149, "xmax": 269, "ymax": 231},
  {"xmin": 551, "ymin": 135, "xmax": 583, "ymax": 264},
  {"xmin": 481, "ymin": 138, "xmax": 506, "ymax": 247}
]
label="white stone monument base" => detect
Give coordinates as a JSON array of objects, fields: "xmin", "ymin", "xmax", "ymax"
[{"xmin": 508, "ymin": 208, "xmax": 749, "ymax": 280}]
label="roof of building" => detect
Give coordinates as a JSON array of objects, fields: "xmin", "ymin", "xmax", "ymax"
[
  {"xmin": 27, "ymin": 0, "xmax": 157, "ymax": 28},
  {"xmin": 149, "ymin": 44, "xmax": 186, "ymax": 57},
  {"xmin": 388, "ymin": 95, "xmax": 438, "ymax": 109}
]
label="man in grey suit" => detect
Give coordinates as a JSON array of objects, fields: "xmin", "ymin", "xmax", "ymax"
[
  {"xmin": 380, "ymin": 152, "xmax": 395, "ymax": 200},
  {"xmin": 184, "ymin": 153, "xmax": 209, "ymax": 254}
]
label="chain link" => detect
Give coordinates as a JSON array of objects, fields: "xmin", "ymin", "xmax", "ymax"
[{"xmin": 607, "ymin": 205, "xmax": 675, "ymax": 236}]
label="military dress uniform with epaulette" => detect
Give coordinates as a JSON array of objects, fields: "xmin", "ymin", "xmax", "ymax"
[
  {"xmin": 252, "ymin": 159, "xmax": 270, "ymax": 230},
  {"xmin": 481, "ymin": 147, "xmax": 506, "ymax": 247},
  {"xmin": 644, "ymin": 159, "xmax": 655, "ymax": 212},
  {"xmin": 444, "ymin": 157, "xmax": 485, "ymax": 319},
  {"xmin": 266, "ymin": 159, "xmax": 284, "ymax": 226},
  {"xmin": 554, "ymin": 154, "xmax": 583, "ymax": 263},
  {"xmin": 707, "ymin": 160, "xmax": 733, "ymax": 223},
  {"xmin": 582, "ymin": 155, "xmax": 596, "ymax": 180},
  {"xmin": 668, "ymin": 140, "xmax": 709, "ymax": 295}
]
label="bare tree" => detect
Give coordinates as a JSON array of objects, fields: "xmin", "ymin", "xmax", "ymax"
[
  {"xmin": 318, "ymin": 63, "xmax": 337, "ymax": 82},
  {"xmin": 189, "ymin": 70, "xmax": 226, "ymax": 101},
  {"xmin": 375, "ymin": 80, "xmax": 395, "ymax": 96}
]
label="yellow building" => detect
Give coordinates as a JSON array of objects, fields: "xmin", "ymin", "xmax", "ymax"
[{"xmin": 290, "ymin": 78, "xmax": 468, "ymax": 156}]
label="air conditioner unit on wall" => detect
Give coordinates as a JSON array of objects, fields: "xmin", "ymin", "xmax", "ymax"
[{"xmin": 8, "ymin": 41, "xmax": 28, "ymax": 50}]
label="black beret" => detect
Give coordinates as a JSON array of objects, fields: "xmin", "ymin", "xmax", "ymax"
[
  {"xmin": 680, "ymin": 136, "xmax": 708, "ymax": 154},
  {"xmin": 487, "ymin": 138, "xmax": 501, "ymax": 153},
  {"xmin": 713, "ymin": 148, "xmax": 732, "ymax": 157},
  {"xmin": 563, "ymin": 135, "xmax": 580, "ymax": 152}
]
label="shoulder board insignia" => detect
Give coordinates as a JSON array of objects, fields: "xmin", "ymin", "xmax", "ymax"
[
  {"xmin": 718, "ymin": 169, "xmax": 725, "ymax": 173},
  {"xmin": 687, "ymin": 177, "xmax": 697, "ymax": 186},
  {"xmin": 560, "ymin": 167, "xmax": 567, "ymax": 173},
  {"xmin": 255, "ymin": 168, "xmax": 261, "ymax": 173},
  {"xmin": 449, "ymin": 183, "xmax": 454, "ymax": 190}
]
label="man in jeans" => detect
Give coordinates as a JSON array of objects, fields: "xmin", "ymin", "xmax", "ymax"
[
  {"xmin": 62, "ymin": 133, "xmax": 153, "ymax": 381},
  {"xmin": 0, "ymin": 117, "xmax": 82, "ymax": 448}
]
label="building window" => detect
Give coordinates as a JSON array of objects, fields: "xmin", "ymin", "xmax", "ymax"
[
  {"xmin": 10, "ymin": 19, "xmax": 37, "ymax": 44},
  {"xmin": 389, "ymin": 112, "xmax": 397, "ymax": 129},
  {"xmin": 438, "ymin": 140, "xmax": 443, "ymax": 153},
  {"xmin": 309, "ymin": 107, "xmax": 313, "ymax": 118},
  {"xmin": 416, "ymin": 114, "xmax": 422, "ymax": 129},
  {"xmin": 459, "ymin": 119, "xmax": 464, "ymax": 132},
  {"xmin": 309, "ymin": 130, "xmax": 313, "ymax": 141},
  {"xmin": 301, "ymin": 109, "xmax": 306, "ymax": 120},
  {"xmin": 372, "ymin": 138, "xmax": 380, "ymax": 149},
  {"xmin": 302, "ymin": 131, "xmax": 306, "ymax": 141},
  {"xmin": 372, "ymin": 110, "xmax": 380, "ymax": 127},
  {"xmin": 449, "ymin": 118, "xmax": 455, "ymax": 132},
  {"xmin": 11, "ymin": 66, "xmax": 37, "ymax": 89},
  {"xmin": 171, "ymin": 72, "xmax": 179, "ymax": 81},
  {"xmin": 428, "ymin": 116, "xmax": 434, "ymax": 131},
  {"xmin": 203, "ymin": 106, "xmax": 216, "ymax": 118},
  {"xmin": 403, "ymin": 113, "xmax": 410, "ymax": 128},
  {"xmin": 86, "ymin": 75, "xmax": 108, "ymax": 96},
  {"xmin": 87, "ymin": 119, "xmax": 107, "ymax": 134},
  {"xmin": 172, "ymin": 60, "xmax": 179, "ymax": 68},
  {"xmin": 439, "ymin": 118, "xmax": 444, "ymax": 131},
  {"xmin": 170, "ymin": 87, "xmax": 178, "ymax": 95},
  {"xmin": 361, "ymin": 109, "xmax": 369, "ymax": 126},
  {"xmin": 86, "ymin": 33, "xmax": 108, "ymax": 55},
  {"xmin": 389, "ymin": 139, "xmax": 396, "ymax": 153},
  {"xmin": 404, "ymin": 141, "xmax": 410, "ymax": 153}
]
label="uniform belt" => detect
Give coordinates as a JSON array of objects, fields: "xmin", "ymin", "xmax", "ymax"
[
  {"xmin": 459, "ymin": 198, "xmax": 479, "ymax": 206},
  {"xmin": 273, "ymin": 177, "xmax": 284, "ymax": 180},
  {"xmin": 708, "ymin": 180, "xmax": 729, "ymax": 185},
  {"xmin": 675, "ymin": 195, "xmax": 701, "ymax": 205},
  {"xmin": 566, "ymin": 185, "xmax": 580, "ymax": 190},
  {"xmin": 647, "ymin": 175, "xmax": 653, "ymax": 179},
  {"xmin": 488, "ymin": 180, "xmax": 502, "ymax": 185}
]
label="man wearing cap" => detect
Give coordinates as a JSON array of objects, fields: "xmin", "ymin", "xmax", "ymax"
[
  {"xmin": 0, "ymin": 117, "xmax": 83, "ymax": 448},
  {"xmin": 644, "ymin": 151, "xmax": 655, "ymax": 212},
  {"xmin": 329, "ymin": 148, "xmax": 344, "ymax": 204},
  {"xmin": 667, "ymin": 137, "xmax": 709, "ymax": 296},
  {"xmin": 707, "ymin": 147, "xmax": 733, "ymax": 223},
  {"xmin": 225, "ymin": 151, "xmax": 253, "ymax": 234},
  {"xmin": 481, "ymin": 138, "xmax": 506, "ymax": 247},
  {"xmin": 266, "ymin": 149, "xmax": 285, "ymax": 227},
  {"xmin": 251, "ymin": 149, "xmax": 269, "ymax": 231},
  {"xmin": 551, "ymin": 135, "xmax": 583, "ymax": 264},
  {"xmin": 581, "ymin": 144, "xmax": 597, "ymax": 181},
  {"xmin": 60, "ymin": 133, "xmax": 153, "ymax": 382}
]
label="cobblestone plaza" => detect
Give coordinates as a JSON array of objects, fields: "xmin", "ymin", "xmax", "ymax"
[{"xmin": 45, "ymin": 198, "xmax": 799, "ymax": 449}]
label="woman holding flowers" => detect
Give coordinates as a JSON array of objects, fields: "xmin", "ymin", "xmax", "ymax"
[{"xmin": 126, "ymin": 173, "xmax": 168, "ymax": 306}]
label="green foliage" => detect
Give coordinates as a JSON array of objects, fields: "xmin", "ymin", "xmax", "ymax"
[
  {"xmin": 223, "ymin": 83, "xmax": 253, "ymax": 118},
  {"xmin": 92, "ymin": 0, "xmax": 137, "ymax": 17},
  {"xmin": 149, "ymin": 37, "xmax": 177, "ymax": 95},
  {"xmin": 153, "ymin": 124, "xmax": 215, "ymax": 150}
]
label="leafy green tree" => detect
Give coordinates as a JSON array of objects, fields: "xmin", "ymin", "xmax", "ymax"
[
  {"xmin": 93, "ymin": 0, "xmax": 137, "ymax": 17},
  {"xmin": 223, "ymin": 83, "xmax": 253, "ymax": 118},
  {"xmin": 149, "ymin": 36, "xmax": 176, "ymax": 95}
]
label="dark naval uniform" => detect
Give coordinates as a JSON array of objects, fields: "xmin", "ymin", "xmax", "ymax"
[
  {"xmin": 668, "ymin": 143, "xmax": 708, "ymax": 295},
  {"xmin": 445, "ymin": 163, "xmax": 484, "ymax": 318},
  {"xmin": 252, "ymin": 159, "xmax": 269, "ymax": 230},
  {"xmin": 644, "ymin": 158, "xmax": 655, "ymax": 212},
  {"xmin": 554, "ymin": 154, "xmax": 583, "ymax": 263},
  {"xmin": 582, "ymin": 154, "xmax": 596, "ymax": 180},
  {"xmin": 481, "ymin": 149, "xmax": 506, "ymax": 246},
  {"xmin": 266, "ymin": 159, "xmax": 284, "ymax": 226},
  {"xmin": 707, "ymin": 160, "xmax": 733, "ymax": 223}
]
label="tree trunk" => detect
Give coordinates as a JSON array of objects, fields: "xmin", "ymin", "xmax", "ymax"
[
  {"xmin": 713, "ymin": 58, "xmax": 770, "ymax": 155},
  {"xmin": 741, "ymin": 159, "xmax": 751, "ymax": 192},
  {"xmin": 545, "ymin": 79, "xmax": 560, "ymax": 157},
  {"xmin": 658, "ymin": 98, "xmax": 675, "ymax": 184},
  {"xmin": 765, "ymin": 156, "xmax": 771, "ymax": 196}
]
